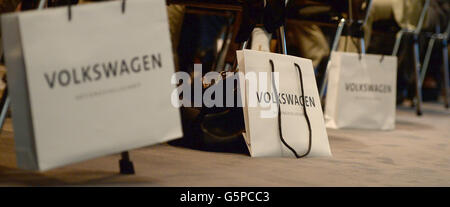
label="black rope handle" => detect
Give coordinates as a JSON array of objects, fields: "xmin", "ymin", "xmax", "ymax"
[
  {"xmin": 269, "ymin": 59, "xmax": 312, "ymax": 158},
  {"xmin": 294, "ymin": 63, "xmax": 312, "ymax": 157}
]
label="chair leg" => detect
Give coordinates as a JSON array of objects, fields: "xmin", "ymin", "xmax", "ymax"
[
  {"xmin": 420, "ymin": 37, "xmax": 436, "ymax": 85},
  {"xmin": 231, "ymin": 41, "xmax": 248, "ymax": 72},
  {"xmin": 279, "ymin": 0, "xmax": 290, "ymax": 55},
  {"xmin": 441, "ymin": 37, "xmax": 449, "ymax": 108},
  {"xmin": 214, "ymin": 18, "xmax": 234, "ymax": 72},
  {"xmin": 38, "ymin": 0, "xmax": 47, "ymax": 9},
  {"xmin": 413, "ymin": 35, "xmax": 423, "ymax": 116},
  {"xmin": 360, "ymin": 38, "xmax": 366, "ymax": 54},
  {"xmin": 392, "ymin": 30, "xmax": 404, "ymax": 56},
  {"xmin": 278, "ymin": 26, "xmax": 288, "ymax": 55},
  {"xmin": 0, "ymin": 88, "xmax": 10, "ymax": 133},
  {"xmin": 320, "ymin": 18, "xmax": 346, "ymax": 99}
]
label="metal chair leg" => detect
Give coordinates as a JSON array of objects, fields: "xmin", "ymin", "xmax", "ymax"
[
  {"xmin": 413, "ymin": 35, "xmax": 423, "ymax": 116},
  {"xmin": 278, "ymin": 26, "xmax": 288, "ymax": 55},
  {"xmin": 320, "ymin": 18, "xmax": 346, "ymax": 99},
  {"xmin": 441, "ymin": 37, "xmax": 449, "ymax": 108},
  {"xmin": 231, "ymin": 41, "xmax": 248, "ymax": 72},
  {"xmin": 0, "ymin": 88, "xmax": 10, "ymax": 133},
  {"xmin": 360, "ymin": 38, "xmax": 366, "ymax": 54},
  {"xmin": 38, "ymin": 0, "xmax": 47, "ymax": 9},
  {"xmin": 420, "ymin": 37, "xmax": 436, "ymax": 85},
  {"xmin": 214, "ymin": 17, "xmax": 234, "ymax": 72},
  {"xmin": 280, "ymin": 0, "xmax": 290, "ymax": 55},
  {"xmin": 392, "ymin": 30, "xmax": 404, "ymax": 56}
]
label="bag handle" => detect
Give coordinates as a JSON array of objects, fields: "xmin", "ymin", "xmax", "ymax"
[
  {"xmin": 63, "ymin": 0, "xmax": 126, "ymax": 21},
  {"xmin": 269, "ymin": 59, "xmax": 312, "ymax": 158}
]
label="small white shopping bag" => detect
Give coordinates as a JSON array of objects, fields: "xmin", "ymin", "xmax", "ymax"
[
  {"xmin": 237, "ymin": 49, "xmax": 331, "ymax": 158},
  {"xmin": 1, "ymin": 0, "xmax": 182, "ymax": 171},
  {"xmin": 325, "ymin": 52, "xmax": 397, "ymax": 130}
]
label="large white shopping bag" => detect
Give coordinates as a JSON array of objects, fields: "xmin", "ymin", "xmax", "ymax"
[
  {"xmin": 325, "ymin": 52, "xmax": 397, "ymax": 130},
  {"xmin": 237, "ymin": 49, "xmax": 331, "ymax": 158},
  {"xmin": 1, "ymin": 0, "xmax": 182, "ymax": 171}
]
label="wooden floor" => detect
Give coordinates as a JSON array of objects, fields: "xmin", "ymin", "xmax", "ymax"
[{"xmin": 0, "ymin": 103, "xmax": 449, "ymax": 186}]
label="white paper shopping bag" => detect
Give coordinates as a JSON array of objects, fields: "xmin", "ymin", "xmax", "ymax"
[
  {"xmin": 1, "ymin": 0, "xmax": 182, "ymax": 171},
  {"xmin": 324, "ymin": 52, "xmax": 397, "ymax": 130},
  {"xmin": 237, "ymin": 50, "xmax": 331, "ymax": 158}
]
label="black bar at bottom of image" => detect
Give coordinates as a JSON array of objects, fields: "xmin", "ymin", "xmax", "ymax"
[{"xmin": 0, "ymin": 187, "xmax": 447, "ymax": 205}]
